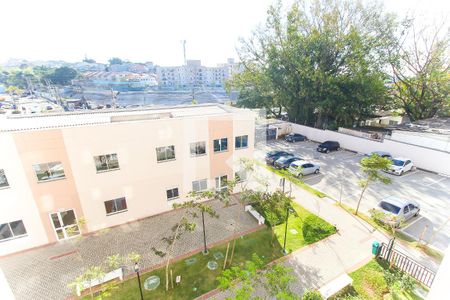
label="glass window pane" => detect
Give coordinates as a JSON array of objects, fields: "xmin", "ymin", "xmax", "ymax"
[
  {"xmin": 156, "ymin": 148, "xmax": 166, "ymax": 161},
  {"xmin": 66, "ymin": 225, "xmax": 80, "ymax": 237},
  {"xmin": 56, "ymin": 229, "xmax": 65, "ymax": 240},
  {"xmin": 116, "ymin": 198, "xmax": 127, "ymax": 211},
  {"xmin": 200, "ymin": 179, "xmax": 207, "ymax": 190},
  {"xmin": 214, "ymin": 140, "xmax": 220, "ymax": 152},
  {"xmin": 10, "ymin": 220, "xmax": 26, "ymax": 236},
  {"xmin": 94, "ymin": 156, "xmax": 108, "ymax": 171},
  {"xmin": 0, "ymin": 169, "xmax": 9, "ymax": 188},
  {"xmin": 105, "ymin": 200, "xmax": 115, "ymax": 214},
  {"xmin": 190, "ymin": 143, "xmax": 197, "ymax": 155},
  {"xmin": 221, "ymin": 138, "xmax": 228, "ymax": 151},
  {"xmin": 235, "ymin": 137, "xmax": 241, "ymax": 148},
  {"xmin": 167, "ymin": 146, "xmax": 175, "ymax": 159},
  {"xmin": 48, "ymin": 162, "xmax": 65, "ymax": 179},
  {"xmin": 173, "ymin": 188, "xmax": 179, "ymax": 198},
  {"xmin": 0, "ymin": 224, "xmax": 13, "ymax": 240},
  {"xmin": 192, "ymin": 181, "xmax": 200, "ymax": 192},
  {"xmin": 61, "ymin": 210, "xmax": 76, "ymax": 226},
  {"xmin": 33, "ymin": 164, "xmax": 49, "ymax": 181},
  {"xmin": 242, "ymin": 135, "xmax": 248, "ymax": 147},
  {"xmin": 166, "ymin": 189, "xmax": 172, "ymax": 199},
  {"xmin": 51, "ymin": 213, "xmax": 61, "ymax": 229},
  {"xmin": 107, "ymin": 154, "xmax": 119, "ymax": 169}
]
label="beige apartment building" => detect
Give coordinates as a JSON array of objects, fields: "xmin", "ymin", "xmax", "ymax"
[{"xmin": 0, "ymin": 104, "xmax": 255, "ymax": 256}]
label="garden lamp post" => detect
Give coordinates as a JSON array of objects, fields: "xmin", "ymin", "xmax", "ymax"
[
  {"xmin": 134, "ymin": 262, "xmax": 144, "ymax": 300},
  {"xmin": 201, "ymin": 210, "xmax": 208, "ymax": 254}
]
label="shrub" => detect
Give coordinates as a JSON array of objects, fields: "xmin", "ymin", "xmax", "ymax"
[
  {"xmin": 302, "ymin": 289, "xmax": 323, "ymax": 300},
  {"xmin": 302, "ymin": 215, "xmax": 336, "ymax": 244}
]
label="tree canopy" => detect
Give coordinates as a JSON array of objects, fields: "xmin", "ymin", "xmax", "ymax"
[
  {"xmin": 229, "ymin": 0, "xmax": 449, "ymax": 126},
  {"xmin": 45, "ymin": 67, "xmax": 78, "ymax": 85}
]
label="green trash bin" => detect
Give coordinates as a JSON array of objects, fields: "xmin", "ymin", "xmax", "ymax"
[{"xmin": 372, "ymin": 241, "xmax": 380, "ymax": 255}]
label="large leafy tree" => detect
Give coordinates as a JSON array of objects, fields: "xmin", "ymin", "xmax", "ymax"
[
  {"xmin": 45, "ymin": 66, "xmax": 78, "ymax": 85},
  {"xmin": 230, "ymin": 0, "xmax": 395, "ymax": 128},
  {"xmin": 388, "ymin": 21, "xmax": 450, "ymax": 120}
]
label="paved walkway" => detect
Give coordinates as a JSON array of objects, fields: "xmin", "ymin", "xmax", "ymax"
[
  {"xmin": 0, "ymin": 200, "xmax": 259, "ymax": 300},
  {"xmin": 212, "ymin": 165, "xmax": 441, "ymax": 299}
]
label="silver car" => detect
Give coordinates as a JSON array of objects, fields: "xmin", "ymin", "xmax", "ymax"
[
  {"xmin": 288, "ymin": 160, "xmax": 320, "ymax": 177},
  {"xmin": 376, "ymin": 196, "xmax": 420, "ymax": 227}
]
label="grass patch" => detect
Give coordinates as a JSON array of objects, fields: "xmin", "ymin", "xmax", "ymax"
[
  {"xmin": 331, "ymin": 259, "xmax": 424, "ymax": 300},
  {"xmin": 83, "ymin": 228, "xmax": 284, "ymax": 300},
  {"xmin": 271, "ymin": 202, "xmax": 336, "ymax": 253},
  {"xmin": 259, "ymin": 162, "xmax": 327, "ymax": 198},
  {"xmin": 337, "ymin": 203, "xmax": 443, "ymax": 263}
]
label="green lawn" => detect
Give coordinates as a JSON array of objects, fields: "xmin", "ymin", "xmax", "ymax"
[
  {"xmin": 273, "ymin": 202, "xmax": 336, "ymax": 253},
  {"xmin": 331, "ymin": 259, "xmax": 425, "ymax": 300},
  {"xmin": 84, "ymin": 228, "xmax": 284, "ymax": 300},
  {"xmin": 81, "ymin": 202, "xmax": 335, "ymax": 300}
]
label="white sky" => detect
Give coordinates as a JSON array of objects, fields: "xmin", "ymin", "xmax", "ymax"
[{"xmin": 0, "ymin": 0, "xmax": 448, "ymax": 66}]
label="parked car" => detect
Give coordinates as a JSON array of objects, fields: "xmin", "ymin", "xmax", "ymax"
[
  {"xmin": 288, "ymin": 160, "xmax": 320, "ymax": 177},
  {"xmin": 384, "ymin": 157, "xmax": 414, "ymax": 176},
  {"xmin": 285, "ymin": 133, "xmax": 307, "ymax": 142},
  {"xmin": 375, "ymin": 196, "xmax": 420, "ymax": 227},
  {"xmin": 317, "ymin": 141, "xmax": 340, "ymax": 153},
  {"xmin": 366, "ymin": 151, "xmax": 392, "ymax": 159},
  {"xmin": 265, "ymin": 151, "xmax": 291, "ymax": 166},
  {"xmin": 274, "ymin": 155, "xmax": 302, "ymax": 169}
]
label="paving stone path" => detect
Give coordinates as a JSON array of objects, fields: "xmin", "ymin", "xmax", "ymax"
[{"xmin": 0, "ymin": 199, "xmax": 258, "ymax": 300}]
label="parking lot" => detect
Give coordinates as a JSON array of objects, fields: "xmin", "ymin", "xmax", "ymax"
[{"xmin": 256, "ymin": 140, "xmax": 450, "ymax": 252}]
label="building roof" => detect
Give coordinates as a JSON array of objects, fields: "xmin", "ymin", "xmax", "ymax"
[
  {"xmin": 0, "ymin": 104, "xmax": 243, "ymax": 132},
  {"xmin": 391, "ymin": 117, "xmax": 450, "ymax": 136}
]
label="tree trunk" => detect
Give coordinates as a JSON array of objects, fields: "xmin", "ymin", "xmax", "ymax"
[
  {"xmin": 223, "ymin": 242, "xmax": 230, "ymax": 270},
  {"xmin": 355, "ymin": 183, "xmax": 368, "ymax": 215},
  {"xmin": 165, "ymin": 221, "xmax": 183, "ymax": 291},
  {"xmin": 228, "ymin": 239, "xmax": 236, "ymax": 267}
]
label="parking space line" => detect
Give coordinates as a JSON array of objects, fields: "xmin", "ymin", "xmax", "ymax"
[
  {"xmin": 302, "ymin": 173, "xmax": 324, "ymax": 182},
  {"xmin": 425, "ymin": 177, "xmax": 447, "ymax": 187},
  {"xmin": 401, "ymin": 215, "xmax": 424, "ymax": 230}
]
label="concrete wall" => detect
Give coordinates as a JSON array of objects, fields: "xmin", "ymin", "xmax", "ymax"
[
  {"xmin": 288, "ymin": 123, "xmax": 450, "ymax": 176},
  {"xmin": 389, "ymin": 131, "xmax": 450, "ymax": 152},
  {"xmin": 0, "ymin": 133, "xmax": 49, "ymax": 256}
]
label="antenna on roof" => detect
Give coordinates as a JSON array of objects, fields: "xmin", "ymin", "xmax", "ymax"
[{"xmin": 182, "ymin": 40, "xmax": 187, "ymax": 66}]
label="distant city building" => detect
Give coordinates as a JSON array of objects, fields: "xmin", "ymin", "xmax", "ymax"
[
  {"xmin": 156, "ymin": 58, "xmax": 238, "ymax": 89},
  {"xmin": 73, "ymin": 71, "xmax": 158, "ymax": 91},
  {"xmin": 69, "ymin": 62, "xmax": 106, "ymax": 72}
]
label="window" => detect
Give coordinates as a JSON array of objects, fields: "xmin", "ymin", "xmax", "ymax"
[
  {"xmin": 0, "ymin": 220, "xmax": 27, "ymax": 241},
  {"xmin": 213, "ymin": 138, "xmax": 228, "ymax": 152},
  {"xmin": 94, "ymin": 153, "xmax": 119, "ymax": 172},
  {"xmin": 50, "ymin": 209, "xmax": 79, "ymax": 240},
  {"xmin": 156, "ymin": 146, "xmax": 175, "ymax": 162},
  {"xmin": 0, "ymin": 169, "xmax": 9, "ymax": 188},
  {"xmin": 166, "ymin": 187, "xmax": 179, "ymax": 200},
  {"xmin": 190, "ymin": 141, "xmax": 206, "ymax": 156},
  {"xmin": 192, "ymin": 179, "xmax": 207, "ymax": 192},
  {"xmin": 33, "ymin": 162, "xmax": 65, "ymax": 182},
  {"xmin": 215, "ymin": 175, "xmax": 228, "ymax": 191},
  {"xmin": 404, "ymin": 206, "xmax": 410, "ymax": 214},
  {"xmin": 235, "ymin": 135, "xmax": 248, "ymax": 149},
  {"xmin": 235, "ymin": 171, "xmax": 247, "ymax": 182},
  {"xmin": 104, "ymin": 197, "xmax": 128, "ymax": 215}
]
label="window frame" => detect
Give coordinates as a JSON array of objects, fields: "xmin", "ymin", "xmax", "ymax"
[
  {"xmin": 215, "ymin": 175, "xmax": 228, "ymax": 191},
  {"xmin": 32, "ymin": 161, "xmax": 66, "ymax": 182},
  {"xmin": 0, "ymin": 169, "xmax": 9, "ymax": 189},
  {"xmin": 104, "ymin": 197, "xmax": 128, "ymax": 216},
  {"xmin": 94, "ymin": 153, "xmax": 120, "ymax": 173},
  {"xmin": 0, "ymin": 220, "xmax": 27, "ymax": 242},
  {"xmin": 192, "ymin": 179, "xmax": 208, "ymax": 192},
  {"xmin": 234, "ymin": 171, "xmax": 247, "ymax": 183},
  {"xmin": 235, "ymin": 135, "xmax": 249, "ymax": 150},
  {"xmin": 213, "ymin": 138, "xmax": 228, "ymax": 153},
  {"xmin": 166, "ymin": 187, "xmax": 180, "ymax": 201},
  {"xmin": 190, "ymin": 141, "xmax": 207, "ymax": 157},
  {"xmin": 156, "ymin": 145, "xmax": 176, "ymax": 162}
]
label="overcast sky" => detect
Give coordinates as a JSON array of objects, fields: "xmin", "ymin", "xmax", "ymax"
[{"xmin": 0, "ymin": 0, "xmax": 448, "ymax": 66}]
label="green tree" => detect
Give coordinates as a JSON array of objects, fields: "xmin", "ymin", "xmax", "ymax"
[
  {"xmin": 46, "ymin": 67, "xmax": 77, "ymax": 85},
  {"xmin": 389, "ymin": 20, "xmax": 450, "ymax": 120},
  {"xmin": 302, "ymin": 290, "xmax": 323, "ymax": 300},
  {"xmin": 355, "ymin": 154, "xmax": 392, "ymax": 215},
  {"xmin": 108, "ymin": 57, "xmax": 124, "ymax": 65},
  {"xmin": 230, "ymin": 0, "xmax": 396, "ymax": 128},
  {"xmin": 217, "ymin": 253, "xmax": 298, "ymax": 299}
]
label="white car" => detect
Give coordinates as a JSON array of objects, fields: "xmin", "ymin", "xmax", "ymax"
[
  {"xmin": 384, "ymin": 157, "xmax": 414, "ymax": 175},
  {"xmin": 376, "ymin": 196, "xmax": 420, "ymax": 227},
  {"xmin": 288, "ymin": 160, "xmax": 320, "ymax": 177}
]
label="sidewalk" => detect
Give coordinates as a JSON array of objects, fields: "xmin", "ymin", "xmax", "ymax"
[{"xmin": 212, "ymin": 165, "xmax": 441, "ymax": 298}]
